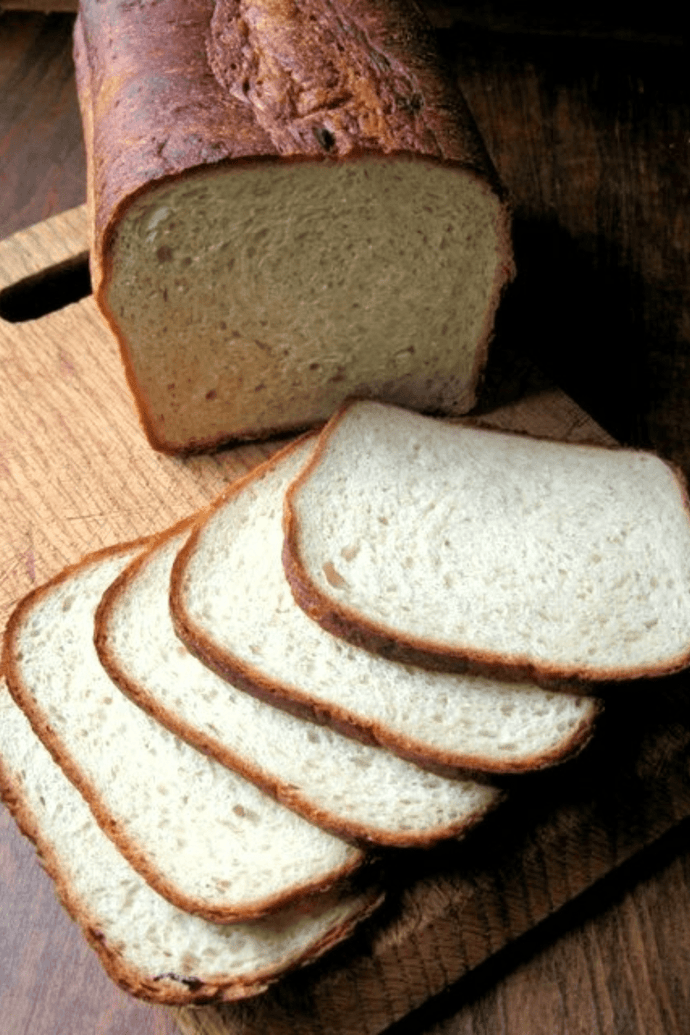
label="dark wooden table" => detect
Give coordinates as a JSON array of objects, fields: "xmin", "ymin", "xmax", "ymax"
[{"xmin": 2, "ymin": 7, "xmax": 690, "ymax": 1035}]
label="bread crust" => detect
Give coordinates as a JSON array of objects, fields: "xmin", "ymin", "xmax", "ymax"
[
  {"xmin": 169, "ymin": 437, "xmax": 600, "ymax": 775},
  {"xmin": 0, "ymin": 702, "xmax": 384, "ymax": 1005},
  {"xmin": 73, "ymin": 0, "xmax": 515, "ymax": 454},
  {"xmin": 2, "ymin": 539, "xmax": 366, "ymax": 924},
  {"xmin": 282, "ymin": 400, "xmax": 690, "ymax": 690}
]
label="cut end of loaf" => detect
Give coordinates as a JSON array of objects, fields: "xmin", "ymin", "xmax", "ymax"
[{"xmin": 101, "ymin": 154, "xmax": 513, "ymax": 453}]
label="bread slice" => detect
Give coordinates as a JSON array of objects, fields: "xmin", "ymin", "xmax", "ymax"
[
  {"xmin": 283, "ymin": 399, "xmax": 690, "ymax": 686},
  {"xmin": 74, "ymin": 0, "xmax": 513, "ymax": 453},
  {"xmin": 2, "ymin": 541, "xmax": 365, "ymax": 924},
  {"xmin": 171, "ymin": 436, "xmax": 600, "ymax": 776},
  {"xmin": 95, "ymin": 517, "xmax": 502, "ymax": 848},
  {"xmin": 0, "ymin": 680, "xmax": 383, "ymax": 1005}
]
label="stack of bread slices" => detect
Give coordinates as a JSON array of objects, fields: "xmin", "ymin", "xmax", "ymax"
[{"xmin": 4, "ymin": 399, "xmax": 690, "ymax": 1007}]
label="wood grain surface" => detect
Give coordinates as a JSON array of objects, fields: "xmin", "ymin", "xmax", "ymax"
[{"xmin": 2, "ymin": 8, "xmax": 690, "ymax": 1035}]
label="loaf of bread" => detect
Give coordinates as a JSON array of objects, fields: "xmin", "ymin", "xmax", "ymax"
[
  {"xmin": 0, "ymin": 680, "xmax": 384, "ymax": 1005},
  {"xmin": 73, "ymin": 0, "xmax": 514, "ymax": 453},
  {"xmin": 283, "ymin": 399, "xmax": 690, "ymax": 686}
]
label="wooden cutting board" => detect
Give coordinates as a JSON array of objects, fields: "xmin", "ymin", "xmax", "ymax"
[{"xmin": 2, "ymin": 208, "xmax": 690, "ymax": 1035}]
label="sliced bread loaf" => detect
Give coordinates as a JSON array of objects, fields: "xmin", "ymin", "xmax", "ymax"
[
  {"xmin": 283, "ymin": 399, "xmax": 690, "ymax": 686},
  {"xmin": 171, "ymin": 436, "xmax": 600, "ymax": 775},
  {"xmin": 0, "ymin": 680, "xmax": 383, "ymax": 1005},
  {"xmin": 2, "ymin": 541, "xmax": 364, "ymax": 923},
  {"xmin": 74, "ymin": 0, "xmax": 513, "ymax": 453},
  {"xmin": 95, "ymin": 516, "xmax": 502, "ymax": 848}
]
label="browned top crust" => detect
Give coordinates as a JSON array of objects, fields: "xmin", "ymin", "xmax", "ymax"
[
  {"xmin": 207, "ymin": 0, "xmax": 493, "ymax": 162},
  {"xmin": 74, "ymin": 0, "xmax": 501, "ymax": 297}
]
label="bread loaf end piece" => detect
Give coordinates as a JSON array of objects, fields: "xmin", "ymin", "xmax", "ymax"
[{"xmin": 74, "ymin": 0, "xmax": 514, "ymax": 453}]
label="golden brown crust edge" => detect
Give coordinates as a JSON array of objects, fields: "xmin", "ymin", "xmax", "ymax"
[
  {"xmin": 1, "ymin": 538, "xmax": 365, "ymax": 924},
  {"xmin": 281, "ymin": 401, "xmax": 690, "ymax": 692}
]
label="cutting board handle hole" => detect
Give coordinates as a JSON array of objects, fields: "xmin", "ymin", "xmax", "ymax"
[{"xmin": 0, "ymin": 252, "xmax": 91, "ymax": 323}]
